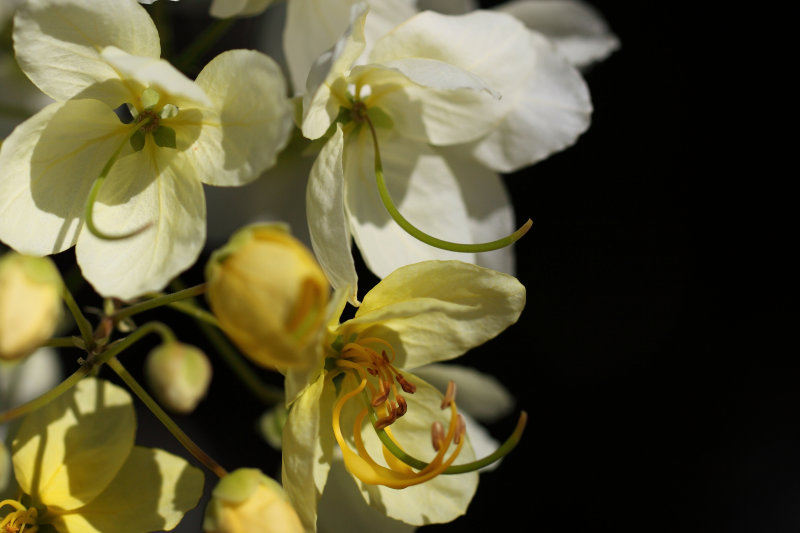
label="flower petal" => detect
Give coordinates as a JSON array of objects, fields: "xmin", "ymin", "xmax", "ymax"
[
  {"xmin": 282, "ymin": 373, "xmax": 337, "ymax": 532},
  {"xmin": 11, "ymin": 378, "xmax": 135, "ymax": 511},
  {"xmin": 466, "ymin": 31, "xmax": 592, "ymax": 172},
  {"xmin": 498, "ymin": 0, "xmax": 620, "ymax": 68},
  {"xmin": 307, "ymin": 127, "xmax": 359, "ymax": 305},
  {"xmin": 14, "ymin": 0, "xmax": 160, "ymax": 105},
  {"xmin": 48, "ymin": 447, "xmax": 204, "ymax": 533},
  {"xmin": 343, "ymin": 260, "xmax": 526, "ymax": 369},
  {"xmin": 76, "ymin": 145, "xmax": 206, "ymax": 299},
  {"xmin": 0, "ymin": 100, "xmax": 129, "ymax": 256},
  {"xmin": 343, "ymin": 127, "xmax": 476, "ymax": 280},
  {"xmin": 349, "ymin": 373, "xmax": 478, "ymax": 525},
  {"xmin": 191, "ymin": 49, "xmax": 293, "ymax": 186}
]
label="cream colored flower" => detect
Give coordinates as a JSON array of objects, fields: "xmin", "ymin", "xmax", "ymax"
[{"xmin": 0, "ymin": 0, "xmax": 293, "ymax": 299}]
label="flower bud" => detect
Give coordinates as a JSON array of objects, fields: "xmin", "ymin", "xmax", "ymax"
[
  {"xmin": 205, "ymin": 224, "xmax": 329, "ymax": 369},
  {"xmin": 145, "ymin": 342, "xmax": 212, "ymax": 414},
  {"xmin": 203, "ymin": 468, "xmax": 303, "ymax": 533},
  {"xmin": 0, "ymin": 253, "xmax": 62, "ymax": 361}
]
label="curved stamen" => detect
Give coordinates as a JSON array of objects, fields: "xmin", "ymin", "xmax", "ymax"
[
  {"xmin": 83, "ymin": 118, "xmax": 155, "ymax": 241},
  {"xmin": 362, "ymin": 113, "xmax": 532, "ymax": 253}
]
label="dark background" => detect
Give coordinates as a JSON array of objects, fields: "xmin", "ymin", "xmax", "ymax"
[{"xmin": 35, "ymin": 1, "xmax": 792, "ymax": 532}]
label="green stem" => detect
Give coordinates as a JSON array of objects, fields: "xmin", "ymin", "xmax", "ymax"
[
  {"xmin": 61, "ymin": 284, "xmax": 95, "ymax": 351},
  {"xmin": 174, "ymin": 18, "xmax": 235, "ymax": 74},
  {"xmin": 107, "ymin": 356, "xmax": 228, "ymax": 478},
  {"xmin": 166, "ymin": 300, "xmax": 220, "ymax": 328},
  {"xmin": 84, "ymin": 119, "xmax": 153, "ymax": 241},
  {"xmin": 0, "ymin": 321, "xmax": 174, "ymax": 424},
  {"xmin": 364, "ymin": 393, "xmax": 528, "ymax": 474},
  {"xmin": 364, "ymin": 115, "xmax": 532, "ymax": 253},
  {"xmin": 43, "ymin": 337, "xmax": 83, "ymax": 349},
  {"xmin": 112, "ymin": 283, "xmax": 208, "ymax": 324}
]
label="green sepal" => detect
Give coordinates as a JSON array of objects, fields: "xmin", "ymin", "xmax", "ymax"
[
  {"xmin": 367, "ymin": 106, "xmax": 393, "ymax": 129},
  {"xmin": 130, "ymin": 129, "xmax": 145, "ymax": 152},
  {"xmin": 153, "ymin": 126, "xmax": 177, "ymax": 149},
  {"xmin": 141, "ymin": 87, "xmax": 160, "ymax": 110}
]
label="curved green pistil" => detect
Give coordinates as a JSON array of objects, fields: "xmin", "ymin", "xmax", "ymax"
[
  {"xmin": 362, "ymin": 390, "xmax": 528, "ymax": 475},
  {"xmin": 83, "ymin": 117, "xmax": 155, "ymax": 241},
  {"xmin": 359, "ymin": 107, "xmax": 532, "ymax": 253}
]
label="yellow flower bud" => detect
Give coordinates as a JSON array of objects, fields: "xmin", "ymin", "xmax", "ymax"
[
  {"xmin": 203, "ymin": 468, "xmax": 303, "ymax": 533},
  {"xmin": 0, "ymin": 253, "xmax": 62, "ymax": 361},
  {"xmin": 145, "ymin": 342, "xmax": 212, "ymax": 414},
  {"xmin": 205, "ymin": 225, "xmax": 329, "ymax": 369}
]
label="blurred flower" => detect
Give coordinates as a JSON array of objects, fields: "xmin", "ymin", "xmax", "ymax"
[
  {"xmin": 0, "ymin": 0, "xmax": 293, "ymax": 299},
  {"xmin": 282, "ymin": 260, "xmax": 525, "ymax": 530},
  {"xmin": 203, "ymin": 468, "xmax": 303, "ymax": 533},
  {"xmin": 0, "ymin": 252, "xmax": 62, "ymax": 361},
  {"xmin": 2, "ymin": 377, "xmax": 203, "ymax": 532},
  {"xmin": 206, "ymin": 224, "xmax": 330, "ymax": 370},
  {"xmin": 145, "ymin": 342, "xmax": 213, "ymax": 414}
]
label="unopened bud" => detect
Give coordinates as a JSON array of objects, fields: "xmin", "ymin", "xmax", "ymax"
[
  {"xmin": 0, "ymin": 253, "xmax": 62, "ymax": 361},
  {"xmin": 205, "ymin": 225, "xmax": 329, "ymax": 369},
  {"xmin": 203, "ymin": 468, "xmax": 303, "ymax": 533},
  {"xmin": 145, "ymin": 342, "xmax": 212, "ymax": 414}
]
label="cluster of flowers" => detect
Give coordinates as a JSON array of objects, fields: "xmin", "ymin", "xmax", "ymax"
[{"xmin": 1, "ymin": 0, "xmax": 617, "ymax": 531}]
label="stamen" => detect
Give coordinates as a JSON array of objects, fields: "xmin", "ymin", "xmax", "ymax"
[
  {"xmin": 441, "ymin": 380, "xmax": 456, "ymax": 409},
  {"xmin": 362, "ymin": 112, "xmax": 532, "ymax": 253},
  {"xmin": 454, "ymin": 414, "xmax": 466, "ymax": 444},
  {"xmin": 396, "ymin": 373, "xmax": 416, "ymax": 394},
  {"xmin": 431, "ymin": 421, "xmax": 445, "ymax": 452},
  {"xmin": 395, "ymin": 395, "xmax": 408, "ymax": 417},
  {"xmin": 84, "ymin": 118, "xmax": 155, "ymax": 241},
  {"xmin": 371, "ymin": 380, "xmax": 390, "ymax": 407}
]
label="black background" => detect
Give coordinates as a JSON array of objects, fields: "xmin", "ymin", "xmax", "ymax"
[{"xmin": 32, "ymin": 1, "xmax": 793, "ymax": 532}]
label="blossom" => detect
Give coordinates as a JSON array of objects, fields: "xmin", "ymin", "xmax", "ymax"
[
  {"xmin": 1, "ymin": 377, "xmax": 203, "ymax": 532},
  {"xmin": 0, "ymin": 0, "xmax": 293, "ymax": 299},
  {"xmin": 303, "ymin": 5, "xmax": 588, "ymax": 300},
  {"xmin": 281, "ymin": 259, "xmax": 526, "ymax": 530}
]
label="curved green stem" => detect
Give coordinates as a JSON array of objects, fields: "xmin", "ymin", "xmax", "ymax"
[
  {"xmin": 166, "ymin": 300, "xmax": 220, "ymax": 327},
  {"xmin": 364, "ymin": 116, "xmax": 532, "ymax": 253},
  {"xmin": 84, "ymin": 119, "xmax": 153, "ymax": 241},
  {"xmin": 364, "ymin": 393, "xmax": 527, "ymax": 474},
  {"xmin": 107, "ymin": 356, "xmax": 228, "ymax": 478},
  {"xmin": 112, "ymin": 283, "xmax": 208, "ymax": 324},
  {"xmin": 61, "ymin": 284, "xmax": 95, "ymax": 351}
]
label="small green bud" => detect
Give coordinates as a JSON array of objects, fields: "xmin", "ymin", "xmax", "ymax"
[{"xmin": 145, "ymin": 342, "xmax": 212, "ymax": 414}]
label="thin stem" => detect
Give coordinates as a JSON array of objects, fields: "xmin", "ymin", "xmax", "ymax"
[
  {"xmin": 0, "ymin": 321, "xmax": 175, "ymax": 424},
  {"xmin": 364, "ymin": 115, "xmax": 532, "ymax": 253},
  {"xmin": 365, "ymin": 396, "xmax": 528, "ymax": 475},
  {"xmin": 43, "ymin": 337, "xmax": 82, "ymax": 348},
  {"xmin": 174, "ymin": 18, "xmax": 235, "ymax": 74},
  {"xmin": 166, "ymin": 300, "xmax": 220, "ymax": 327},
  {"xmin": 84, "ymin": 119, "xmax": 153, "ymax": 241},
  {"xmin": 61, "ymin": 284, "xmax": 95, "ymax": 351},
  {"xmin": 112, "ymin": 283, "xmax": 208, "ymax": 324},
  {"xmin": 107, "ymin": 356, "xmax": 228, "ymax": 478}
]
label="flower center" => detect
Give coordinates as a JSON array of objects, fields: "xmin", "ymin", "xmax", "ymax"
[
  {"xmin": 330, "ymin": 338, "xmax": 466, "ymax": 489},
  {"xmin": 0, "ymin": 500, "xmax": 39, "ymax": 533}
]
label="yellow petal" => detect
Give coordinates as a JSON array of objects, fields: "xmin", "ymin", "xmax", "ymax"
[
  {"xmin": 190, "ymin": 49, "xmax": 293, "ymax": 186},
  {"xmin": 76, "ymin": 146, "xmax": 206, "ymax": 299},
  {"xmin": 343, "ymin": 260, "xmax": 525, "ymax": 369},
  {"xmin": 14, "ymin": 0, "xmax": 160, "ymax": 105},
  {"xmin": 0, "ymin": 100, "xmax": 128, "ymax": 256},
  {"xmin": 281, "ymin": 373, "xmax": 336, "ymax": 532},
  {"xmin": 48, "ymin": 447, "xmax": 204, "ymax": 533},
  {"xmin": 11, "ymin": 378, "xmax": 135, "ymax": 511}
]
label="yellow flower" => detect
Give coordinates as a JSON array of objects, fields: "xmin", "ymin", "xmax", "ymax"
[
  {"xmin": 281, "ymin": 260, "xmax": 525, "ymax": 530},
  {"xmin": 0, "ymin": 252, "xmax": 62, "ymax": 361},
  {"xmin": 206, "ymin": 225, "xmax": 330, "ymax": 370},
  {"xmin": 0, "ymin": 0, "xmax": 293, "ymax": 299},
  {"xmin": 1, "ymin": 378, "xmax": 203, "ymax": 532},
  {"xmin": 203, "ymin": 468, "xmax": 303, "ymax": 533}
]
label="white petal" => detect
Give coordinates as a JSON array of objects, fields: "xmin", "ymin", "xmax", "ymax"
[
  {"xmin": 14, "ymin": 0, "xmax": 160, "ymax": 104},
  {"xmin": 0, "ymin": 100, "xmax": 128, "ymax": 256},
  {"xmin": 76, "ymin": 146, "xmax": 206, "ymax": 299},
  {"xmin": 467, "ymin": 31, "xmax": 592, "ymax": 172},
  {"xmin": 307, "ymin": 127, "xmax": 359, "ymax": 304},
  {"xmin": 498, "ymin": 0, "xmax": 620, "ymax": 68},
  {"xmin": 344, "ymin": 127, "xmax": 476, "ymax": 280},
  {"xmin": 191, "ymin": 49, "xmax": 293, "ymax": 186}
]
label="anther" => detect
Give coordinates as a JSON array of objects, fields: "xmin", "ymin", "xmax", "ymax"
[
  {"xmin": 441, "ymin": 380, "xmax": 457, "ymax": 409},
  {"xmin": 375, "ymin": 411, "xmax": 396, "ymax": 430},
  {"xmin": 371, "ymin": 380, "xmax": 391, "ymax": 406},
  {"xmin": 431, "ymin": 421, "xmax": 445, "ymax": 452},
  {"xmin": 367, "ymin": 367, "xmax": 378, "ymax": 376},
  {"xmin": 396, "ymin": 373, "xmax": 416, "ymax": 394},
  {"xmin": 454, "ymin": 414, "xmax": 467, "ymax": 444},
  {"xmin": 395, "ymin": 395, "xmax": 408, "ymax": 417}
]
